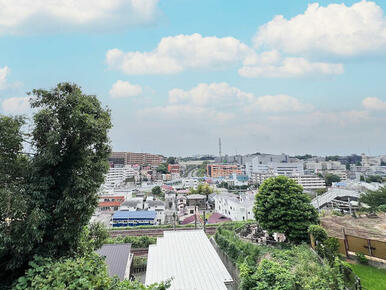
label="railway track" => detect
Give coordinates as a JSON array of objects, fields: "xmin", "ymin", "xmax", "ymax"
[{"xmin": 110, "ymin": 226, "xmax": 218, "ymax": 237}]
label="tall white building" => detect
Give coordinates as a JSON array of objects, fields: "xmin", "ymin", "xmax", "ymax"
[
  {"xmin": 214, "ymin": 192, "xmax": 255, "ymax": 221},
  {"xmin": 246, "ymin": 155, "xmax": 304, "ymax": 177}
]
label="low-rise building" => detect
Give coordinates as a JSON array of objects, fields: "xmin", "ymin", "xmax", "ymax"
[
  {"xmin": 98, "ymin": 196, "xmax": 125, "ymax": 212},
  {"xmin": 112, "ymin": 210, "xmax": 156, "ymax": 227},
  {"xmin": 146, "ymin": 230, "xmax": 234, "ymax": 289},
  {"xmin": 186, "ymin": 194, "xmax": 206, "ymax": 209}
]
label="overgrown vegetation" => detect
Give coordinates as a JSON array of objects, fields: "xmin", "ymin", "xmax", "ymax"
[
  {"xmin": 355, "ymin": 252, "xmax": 369, "ymax": 265},
  {"xmin": 105, "ymin": 236, "xmax": 157, "ymax": 248},
  {"xmin": 12, "ymin": 253, "xmax": 169, "ymax": 290},
  {"xmin": 215, "ymin": 223, "xmax": 357, "ymax": 290}
]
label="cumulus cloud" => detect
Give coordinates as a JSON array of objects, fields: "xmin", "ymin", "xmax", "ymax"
[
  {"xmin": 106, "ymin": 33, "xmax": 252, "ymax": 75},
  {"xmin": 139, "ymin": 82, "xmax": 312, "ymax": 126},
  {"xmin": 254, "ymin": 1, "xmax": 386, "ymax": 56},
  {"xmin": 249, "ymin": 95, "xmax": 314, "ymax": 113},
  {"xmin": 1, "ymin": 96, "xmax": 30, "ymax": 114},
  {"xmin": 362, "ymin": 97, "xmax": 386, "ymax": 111},
  {"xmin": 0, "ymin": 66, "xmax": 10, "ymax": 89},
  {"xmin": 0, "ymin": 0, "xmax": 159, "ymax": 35},
  {"xmin": 239, "ymin": 51, "xmax": 343, "ymax": 78},
  {"xmin": 109, "ymin": 80, "xmax": 142, "ymax": 98}
]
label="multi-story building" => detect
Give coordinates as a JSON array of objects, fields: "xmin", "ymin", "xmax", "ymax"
[
  {"xmin": 214, "ymin": 192, "xmax": 255, "ymax": 221},
  {"xmin": 288, "ymin": 175, "xmax": 326, "ymax": 190},
  {"xmin": 109, "ymin": 152, "xmax": 164, "ymax": 166},
  {"xmin": 245, "ymin": 156, "xmax": 304, "ymax": 177},
  {"xmin": 207, "ymin": 164, "xmax": 242, "ymax": 178},
  {"xmin": 168, "ymin": 164, "xmax": 180, "ymax": 174}
]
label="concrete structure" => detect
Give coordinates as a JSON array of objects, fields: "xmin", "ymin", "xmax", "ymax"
[
  {"xmin": 97, "ymin": 243, "xmax": 133, "ymax": 280},
  {"xmin": 214, "ymin": 192, "xmax": 255, "ymax": 221},
  {"xmin": 288, "ymin": 175, "xmax": 326, "ymax": 190},
  {"xmin": 109, "ymin": 152, "xmax": 164, "ymax": 166},
  {"xmin": 245, "ymin": 156, "xmax": 304, "ymax": 177},
  {"xmin": 146, "ymin": 230, "xmax": 234, "ymax": 289},
  {"xmin": 112, "ymin": 210, "xmax": 156, "ymax": 227},
  {"xmin": 207, "ymin": 164, "xmax": 242, "ymax": 178},
  {"xmin": 168, "ymin": 164, "xmax": 180, "ymax": 174}
]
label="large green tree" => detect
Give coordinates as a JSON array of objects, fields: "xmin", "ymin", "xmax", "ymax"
[
  {"xmin": 324, "ymin": 173, "xmax": 341, "ymax": 186},
  {"xmin": 0, "ymin": 83, "xmax": 112, "ymax": 285},
  {"xmin": 359, "ymin": 187, "xmax": 386, "ymax": 212},
  {"xmin": 253, "ymin": 176, "xmax": 319, "ymax": 243}
]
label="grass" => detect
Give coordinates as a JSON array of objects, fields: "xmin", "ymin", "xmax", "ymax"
[{"xmin": 350, "ymin": 263, "xmax": 386, "ymax": 290}]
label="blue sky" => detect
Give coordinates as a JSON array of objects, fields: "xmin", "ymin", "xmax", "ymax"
[{"xmin": 1, "ymin": 0, "xmax": 386, "ymax": 156}]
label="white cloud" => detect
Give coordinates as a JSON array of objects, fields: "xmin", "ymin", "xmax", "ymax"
[
  {"xmin": 254, "ymin": 1, "xmax": 386, "ymax": 56},
  {"xmin": 168, "ymin": 82, "xmax": 253, "ymax": 106},
  {"xmin": 139, "ymin": 82, "xmax": 312, "ymax": 127},
  {"xmin": 239, "ymin": 51, "xmax": 343, "ymax": 78},
  {"xmin": 362, "ymin": 97, "xmax": 386, "ymax": 111},
  {"xmin": 109, "ymin": 80, "xmax": 142, "ymax": 98},
  {"xmin": 106, "ymin": 33, "xmax": 252, "ymax": 75},
  {"xmin": 0, "ymin": 66, "xmax": 10, "ymax": 89},
  {"xmin": 0, "ymin": 0, "xmax": 159, "ymax": 35},
  {"xmin": 1, "ymin": 96, "xmax": 30, "ymax": 114},
  {"xmin": 249, "ymin": 95, "xmax": 314, "ymax": 113}
]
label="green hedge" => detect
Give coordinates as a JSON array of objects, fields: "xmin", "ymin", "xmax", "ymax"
[
  {"xmin": 105, "ymin": 236, "xmax": 156, "ymax": 248},
  {"xmin": 214, "ymin": 224, "xmax": 356, "ymax": 290}
]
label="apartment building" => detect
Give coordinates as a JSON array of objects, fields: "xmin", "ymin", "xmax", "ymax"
[
  {"xmin": 109, "ymin": 152, "xmax": 164, "ymax": 166},
  {"xmin": 207, "ymin": 164, "xmax": 242, "ymax": 178},
  {"xmin": 214, "ymin": 192, "xmax": 255, "ymax": 221},
  {"xmin": 167, "ymin": 164, "xmax": 180, "ymax": 174}
]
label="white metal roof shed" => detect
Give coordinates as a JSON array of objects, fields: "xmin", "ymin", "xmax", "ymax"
[{"xmin": 145, "ymin": 230, "xmax": 233, "ymax": 290}]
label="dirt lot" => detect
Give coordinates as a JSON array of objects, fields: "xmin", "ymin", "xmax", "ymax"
[{"xmin": 321, "ymin": 213, "xmax": 386, "ymax": 242}]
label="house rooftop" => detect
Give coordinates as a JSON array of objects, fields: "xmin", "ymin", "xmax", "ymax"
[
  {"xmin": 96, "ymin": 243, "xmax": 132, "ymax": 280},
  {"xmin": 113, "ymin": 210, "xmax": 156, "ymax": 220},
  {"xmin": 146, "ymin": 230, "xmax": 233, "ymax": 289},
  {"xmin": 186, "ymin": 194, "xmax": 206, "ymax": 200}
]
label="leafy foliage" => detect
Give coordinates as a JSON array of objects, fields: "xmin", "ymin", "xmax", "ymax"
[
  {"xmin": 253, "ymin": 176, "xmax": 319, "ymax": 243},
  {"xmin": 215, "ymin": 224, "xmax": 354, "ymax": 290},
  {"xmin": 359, "ymin": 187, "xmax": 386, "ymax": 212},
  {"xmin": 0, "ymin": 83, "xmax": 112, "ymax": 285},
  {"xmin": 156, "ymin": 163, "xmax": 169, "ymax": 174},
  {"xmin": 324, "ymin": 173, "xmax": 341, "ymax": 186},
  {"xmin": 152, "ymin": 186, "xmax": 162, "ymax": 196},
  {"xmin": 189, "ymin": 183, "xmax": 213, "ymax": 201},
  {"xmin": 105, "ymin": 235, "xmax": 157, "ymax": 248},
  {"xmin": 13, "ymin": 253, "xmax": 169, "ymax": 290},
  {"xmin": 356, "ymin": 252, "xmax": 369, "ymax": 265}
]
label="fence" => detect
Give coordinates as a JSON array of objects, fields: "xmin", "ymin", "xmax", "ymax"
[{"xmin": 320, "ymin": 229, "xmax": 386, "ymax": 260}]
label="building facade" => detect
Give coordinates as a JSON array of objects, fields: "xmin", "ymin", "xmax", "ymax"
[{"xmin": 207, "ymin": 164, "xmax": 242, "ymax": 178}]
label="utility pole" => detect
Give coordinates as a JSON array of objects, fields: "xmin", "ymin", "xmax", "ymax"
[
  {"xmin": 203, "ymin": 209, "xmax": 206, "ymax": 233},
  {"xmin": 219, "ymin": 138, "xmax": 222, "ymax": 162},
  {"xmin": 194, "ymin": 206, "xmax": 197, "ymax": 229}
]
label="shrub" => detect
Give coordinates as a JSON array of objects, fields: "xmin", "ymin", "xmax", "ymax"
[
  {"xmin": 377, "ymin": 204, "xmax": 386, "ymax": 213},
  {"xmin": 308, "ymin": 225, "xmax": 328, "ymax": 243},
  {"xmin": 251, "ymin": 259, "xmax": 295, "ymax": 290},
  {"xmin": 356, "ymin": 252, "xmax": 369, "ymax": 265}
]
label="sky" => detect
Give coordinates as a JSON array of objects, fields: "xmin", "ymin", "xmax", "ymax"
[{"xmin": 1, "ymin": 0, "xmax": 386, "ymax": 157}]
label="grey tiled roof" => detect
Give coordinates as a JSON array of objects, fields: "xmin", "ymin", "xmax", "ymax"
[{"xmin": 96, "ymin": 243, "xmax": 131, "ymax": 280}]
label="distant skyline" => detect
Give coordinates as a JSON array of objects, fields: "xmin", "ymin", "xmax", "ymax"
[{"xmin": 1, "ymin": 0, "xmax": 386, "ymax": 156}]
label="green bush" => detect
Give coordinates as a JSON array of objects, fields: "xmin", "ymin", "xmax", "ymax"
[
  {"xmin": 356, "ymin": 252, "xmax": 369, "ymax": 265},
  {"xmin": 308, "ymin": 225, "xmax": 328, "ymax": 243},
  {"xmin": 105, "ymin": 236, "xmax": 156, "ymax": 248},
  {"xmin": 13, "ymin": 253, "xmax": 169, "ymax": 290},
  {"xmin": 377, "ymin": 204, "xmax": 386, "ymax": 213},
  {"xmin": 251, "ymin": 259, "xmax": 295, "ymax": 290}
]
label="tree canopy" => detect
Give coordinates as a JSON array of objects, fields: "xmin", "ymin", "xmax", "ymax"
[
  {"xmin": 0, "ymin": 83, "xmax": 112, "ymax": 285},
  {"xmin": 324, "ymin": 173, "xmax": 341, "ymax": 186},
  {"xmin": 253, "ymin": 176, "xmax": 319, "ymax": 243},
  {"xmin": 359, "ymin": 187, "xmax": 386, "ymax": 212}
]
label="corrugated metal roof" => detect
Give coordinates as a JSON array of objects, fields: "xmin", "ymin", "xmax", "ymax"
[
  {"xmin": 113, "ymin": 210, "xmax": 156, "ymax": 219},
  {"xmin": 96, "ymin": 243, "xmax": 131, "ymax": 280},
  {"xmin": 146, "ymin": 230, "xmax": 233, "ymax": 289}
]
